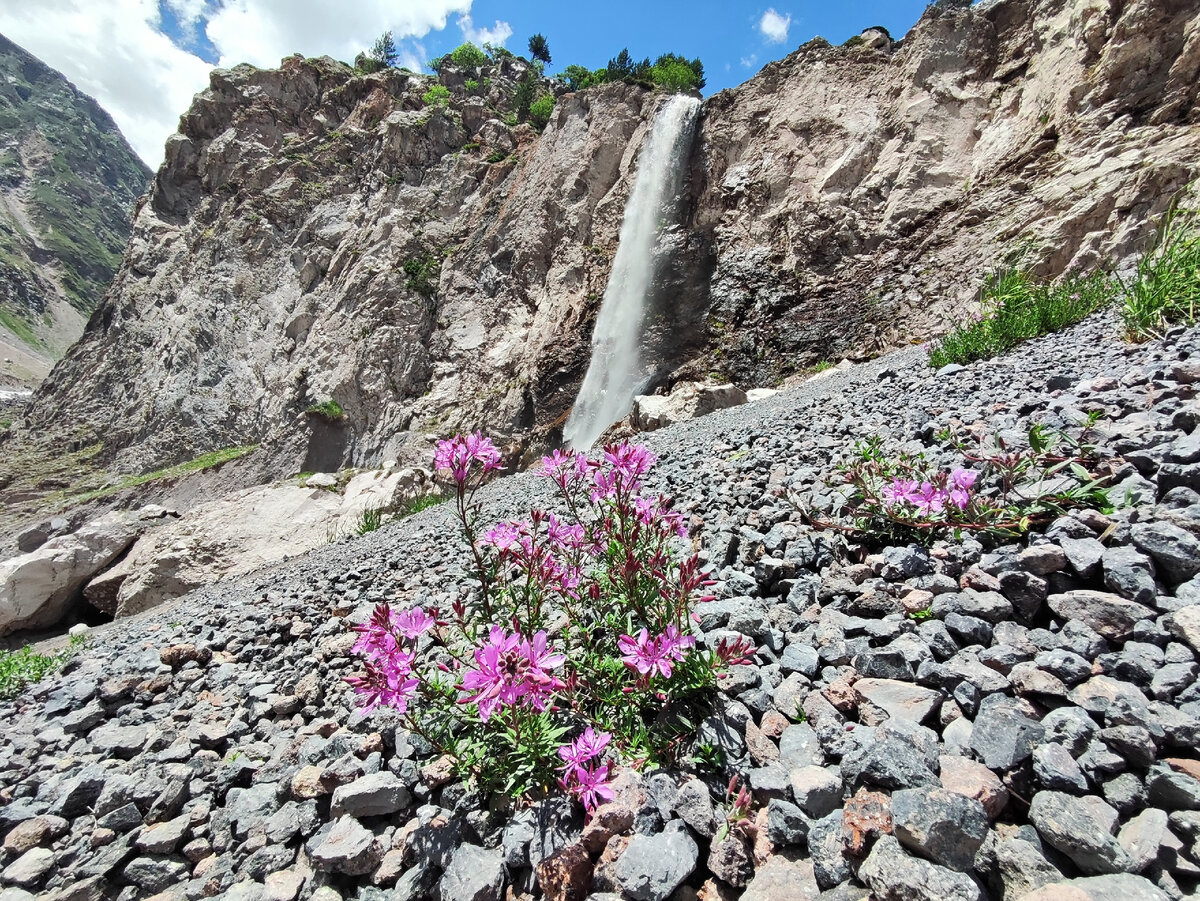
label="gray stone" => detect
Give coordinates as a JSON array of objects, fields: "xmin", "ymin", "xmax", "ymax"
[
  {"xmin": 1101, "ymin": 545, "xmax": 1158, "ymax": 605},
  {"xmin": 891, "ymin": 787, "xmax": 988, "ymax": 872},
  {"xmin": 765, "ymin": 799, "xmax": 809, "ymax": 847},
  {"xmin": 121, "ymin": 856, "xmax": 189, "ymax": 893},
  {"xmin": 854, "ymin": 678, "xmax": 941, "ymax": 724},
  {"xmin": 979, "ymin": 834, "xmax": 1063, "ymax": 899},
  {"xmin": 1166, "ymin": 605, "xmax": 1200, "ymax": 652},
  {"xmin": 969, "ymin": 699, "xmax": 1044, "ymax": 770},
  {"xmin": 808, "ymin": 811, "xmax": 851, "ymax": 891},
  {"xmin": 780, "ymin": 643, "xmax": 820, "ymax": 677},
  {"xmin": 1146, "ymin": 765, "xmax": 1200, "ymax": 810},
  {"xmin": 439, "ymin": 843, "xmax": 504, "ymax": 901},
  {"xmin": 789, "ymin": 765, "xmax": 842, "ymax": 819},
  {"xmin": 1028, "ymin": 791, "xmax": 1133, "ymax": 874},
  {"xmin": 840, "ymin": 732, "xmax": 939, "ymax": 790},
  {"xmin": 134, "ymin": 814, "xmax": 189, "ymax": 854},
  {"xmin": 779, "ymin": 723, "xmax": 824, "ymax": 769},
  {"xmin": 1047, "ymin": 590, "xmax": 1155, "ymax": 641},
  {"xmin": 225, "ymin": 782, "xmax": 280, "ymax": 840},
  {"xmin": 858, "ymin": 835, "xmax": 984, "ymax": 901},
  {"xmin": 0, "ymin": 849, "xmax": 54, "ymax": 889},
  {"xmin": 1131, "ymin": 521, "xmax": 1200, "ymax": 583},
  {"xmin": 330, "ymin": 771, "xmax": 410, "ymax": 818},
  {"xmin": 1117, "ymin": 807, "xmax": 1168, "ymax": 872},
  {"xmin": 671, "ymin": 778, "xmax": 717, "ymax": 837},
  {"xmin": 1059, "ymin": 537, "xmax": 1106, "ymax": 580},
  {"xmin": 1033, "ymin": 742, "xmax": 1089, "ymax": 793},
  {"xmin": 612, "ymin": 827, "xmax": 698, "ymax": 901},
  {"xmin": 1020, "ymin": 874, "xmax": 1170, "ymax": 900},
  {"xmin": 311, "ymin": 816, "xmax": 382, "ymax": 876}
]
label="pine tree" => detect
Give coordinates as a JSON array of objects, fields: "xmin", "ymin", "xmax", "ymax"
[
  {"xmin": 370, "ymin": 30, "xmax": 398, "ymax": 68},
  {"xmin": 528, "ymin": 34, "xmax": 552, "ymax": 66}
]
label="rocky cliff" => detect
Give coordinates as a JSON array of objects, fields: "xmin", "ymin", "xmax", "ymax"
[
  {"xmin": 0, "ymin": 34, "xmax": 150, "ymax": 387},
  {"xmin": 21, "ymin": 0, "xmax": 1200, "ymax": 477}
]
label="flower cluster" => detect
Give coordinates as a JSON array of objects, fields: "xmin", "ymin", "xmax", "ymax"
[
  {"xmin": 557, "ymin": 727, "xmax": 615, "ymax": 811},
  {"xmin": 344, "ymin": 604, "xmax": 435, "ymax": 713},
  {"xmin": 881, "ymin": 468, "xmax": 977, "ymax": 516},
  {"xmin": 618, "ymin": 627, "xmax": 696, "ymax": 680},
  {"xmin": 460, "ymin": 626, "xmax": 566, "ymax": 721},
  {"xmin": 346, "ymin": 436, "xmax": 750, "ymax": 809},
  {"xmin": 435, "ymin": 432, "xmax": 504, "ymax": 483}
]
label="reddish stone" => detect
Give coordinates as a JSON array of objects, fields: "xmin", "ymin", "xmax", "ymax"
[
  {"xmin": 537, "ymin": 842, "xmax": 593, "ymax": 901},
  {"xmin": 841, "ymin": 788, "xmax": 893, "ymax": 857},
  {"xmin": 759, "ymin": 710, "xmax": 789, "ymax": 739},
  {"xmin": 823, "ymin": 674, "xmax": 859, "ymax": 714},
  {"xmin": 1167, "ymin": 758, "xmax": 1200, "ymax": 782},
  {"xmin": 746, "ymin": 720, "xmax": 780, "ymax": 766}
]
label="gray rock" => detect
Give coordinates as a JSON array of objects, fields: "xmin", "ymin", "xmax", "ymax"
[
  {"xmin": 1028, "ymin": 791, "xmax": 1133, "ymax": 874},
  {"xmin": 1131, "ymin": 521, "xmax": 1200, "ymax": 583},
  {"xmin": 1047, "ymin": 590, "xmax": 1155, "ymax": 641},
  {"xmin": 121, "ymin": 855, "xmax": 189, "ymax": 893},
  {"xmin": 310, "ymin": 816, "xmax": 382, "ymax": 876},
  {"xmin": 808, "ymin": 810, "xmax": 851, "ymax": 891},
  {"xmin": 133, "ymin": 814, "xmax": 189, "ymax": 854},
  {"xmin": 891, "ymin": 787, "xmax": 988, "ymax": 872},
  {"xmin": 858, "ymin": 835, "xmax": 984, "ymax": 901},
  {"xmin": 224, "ymin": 782, "xmax": 280, "ymax": 840},
  {"xmin": 779, "ymin": 723, "xmax": 825, "ymax": 769},
  {"xmin": 1146, "ymin": 765, "xmax": 1200, "ymax": 809},
  {"xmin": 840, "ymin": 732, "xmax": 939, "ymax": 790},
  {"xmin": 330, "ymin": 771, "xmax": 410, "ymax": 818},
  {"xmin": 1117, "ymin": 807, "xmax": 1168, "ymax": 872},
  {"xmin": 0, "ymin": 849, "xmax": 54, "ymax": 889},
  {"xmin": 1059, "ymin": 537, "xmax": 1106, "ymax": 580},
  {"xmin": 612, "ymin": 826, "xmax": 698, "ymax": 901},
  {"xmin": 969, "ymin": 699, "xmax": 1045, "ymax": 770},
  {"xmin": 1019, "ymin": 873, "xmax": 1169, "ymax": 900},
  {"xmin": 1033, "ymin": 742, "xmax": 1089, "ymax": 793},
  {"xmin": 781, "ymin": 643, "xmax": 820, "ymax": 677},
  {"xmin": 978, "ymin": 833, "xmax": 1063, "ymax": 899},
  {"xmin": 765, "ymin": 798, "xmax": 809, "ymax": 847},
  {"xmin": 789, "ymin": 765, "xmax": 842, "ymax": 819},
  {"xmin": 501, "ymin": 808, "xmax": 536, "ymax": 867},
  {"xmin": 672, "ymin": 778, "xmax": 717, "ymax": 837},
  {"xmin": 439, "ymin": 844, "xmax": 504, "ymax": 901}
]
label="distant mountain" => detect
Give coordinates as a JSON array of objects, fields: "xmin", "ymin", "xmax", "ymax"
[{"xmin": 0, "ymin": 33, "xmax": 150, "ymax": 387}]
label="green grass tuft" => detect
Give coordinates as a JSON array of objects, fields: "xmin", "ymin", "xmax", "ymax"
[
  {"xmin": 1120, "ymin": 198, "xmax": 1200, "ymax": 341},
  {"xmin": 65, "ymin": 444, "xmax": 258, "ymax": 504},
  {"xmin": 927, "ymin": 268, "xmax": 1116, "ymax": 369},
  {"xmin": 0, "ymin": 634, "xmax": 87, "ymax": 699},
  {"xmin": 305, "ymin": 399, "xmax": 345, "ymax": 421}
]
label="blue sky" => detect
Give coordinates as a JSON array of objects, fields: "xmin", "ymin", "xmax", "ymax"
[{"xmin": 0, "ymin": 0, "xmax": 933, "ymax": 167}]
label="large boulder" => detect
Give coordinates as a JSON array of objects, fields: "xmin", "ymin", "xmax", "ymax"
[
  {"xmin": 0, "ymin": 512, "xmax": 148, "ymax": 635},
  {"xmin": 631, "ymin": 382, "xmax": 748, "ymax": 432}
]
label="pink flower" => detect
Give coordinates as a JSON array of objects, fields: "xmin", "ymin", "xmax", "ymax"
[
  {"xmin": 434, "ymin": 432, "xmax": 504, "ymax": 484},
  {"xmin": 947, "ymin": 468, "xmax": 976, "ymax": 510},
  {"xmin": 345, "ymin": 661, "xmax": 419, "ymax": 714},
  {"xmin": 557, "ymin": 727, "xmax": 612, "ymax": 776},
  {"xmin": 913, "ymin": 481, "xmax": 946, "ymax": 516},
  {"xmin": 604, "ymin": 443, "xmax": 657, "ymax": 480},
  {"xmin": 393, "ymin": 607, "xmax": 435, "ymax": 639},
  {"xmin": 565, "ymin": 763, "xmax": 616, "ymax": 811},
  {"xmin": 661, "ymin": 625, "xmax": 696, "ymax": 662},
  {"xmin": 483, "ymin": 521, "xmax": 524, "ymax": 552},
  {"xmin": 541, "ymin": 449, "xmax": 589, "ymax": 490},
  {"xmin": 546, "ymin": 514, "xmax": 586, "ymax": 552},
  {"xmin": 618, "ymin": 629, "xmax": 674, "ymax": 679},
  {"xmin": 881, "ymin": 478, "xmax": 919, "ymax": 507},
  {"xmin": 459, "ymin": 626, "xmax": 565, "ymax": 721}
]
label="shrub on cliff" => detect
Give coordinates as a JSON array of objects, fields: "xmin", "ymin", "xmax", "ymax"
[
  {"xmin": 529, "ymin": 94, "xmax": 555, "ymax": 130},
  {"xmin": 421, "ymin": 84, "xmax": 451, "ymax": 108},
  {"xmin": 449, "ymin": 42, "xmax": 488, "ymax": 70}
]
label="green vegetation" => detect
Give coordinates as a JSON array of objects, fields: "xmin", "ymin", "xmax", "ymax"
[
  {"xmin": 355, "ymin": 507, "xmax": 384, "ymax": 535},
  {"xmin": 305, "ymin": 399, "xmax": 345, "ymax": 421},
  {"xmin": 449, "ymin": 42, "xmax": 488, "ymax": 70},
  {"xmin": 66, "ymin": 444, "xmax": 259, "ymax": 505},
  {"xmin": 528, "ymin": 34, "xmax": 552, "ymax": 65},
  {"xmin": 422, "ymin": 84, "xmax": 451, "ymax": 107},
  {"xmin": 398, "ymin": 492, "xmax": 450, "ymax": 518},
  {"xmin": 529, "ymin": 94, "xmax": 555, "ymax": 130},
  {"xmin": 403, "ymin": 252, "xmax": 443, "ymax": 298},
  {"xmin": 0, "ymin": 634, "xmax": 87, "ymax": 700},
  {"xmin": 1120, "ymin": 199, "xmax": 1200, "ymax": 340},
  {"xmin": 558, "ymin": 49, "xmax": 705, "ymax": 94},
  {"xmin": 370, "ymin": 30, "xmax": 398, "ymax": 68},
  {"xmin": 0, "ymin": 306, "xmax": 44, "ymax": 351},
  {"xmin": 927, "ymin": 268, "xmax": 1115, "ymax": 368}
]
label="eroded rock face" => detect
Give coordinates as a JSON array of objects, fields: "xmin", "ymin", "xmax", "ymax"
[{"xmin": 23, "ymin": 0, "xmax": 1200, "ymax": 478}]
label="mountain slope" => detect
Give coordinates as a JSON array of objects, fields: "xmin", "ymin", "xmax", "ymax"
[
  {"xmin": 19, "ymin": 0, "xmax": 1200, "ymax": 479},
  {"xmin": 0, "ymin": 33, "xmax": 151, "ymax": 386}
]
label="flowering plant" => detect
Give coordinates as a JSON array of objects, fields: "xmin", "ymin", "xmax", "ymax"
[
  {"xmin": 346, "ymin": 433, "xmax": 752, "ymax": 809},
  {"xmin": 808, "ymin": 424, "xmax": 1113, "ymax": 543}
]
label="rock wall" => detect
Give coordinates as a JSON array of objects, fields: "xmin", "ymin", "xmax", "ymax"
[{"xmin": 22, "ymin": 0, "xmax": 1200, "ymax": 477}]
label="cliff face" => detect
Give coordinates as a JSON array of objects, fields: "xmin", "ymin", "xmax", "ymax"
[
  {"xmin": 0, "ymin": 34, "xmax": 150, "ymax": 387},
  {"xmin": 23, "ymin": 0, "xmax": 1200, "ymax": 475},
  {"xmin": 687, "ymin": 0, "xmax": 1200, "ymax": 386}
]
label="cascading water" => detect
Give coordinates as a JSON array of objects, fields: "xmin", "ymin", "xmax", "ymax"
[{"xmin": 563, "ymin": 94, "xmax": 701, "ymax": 450}]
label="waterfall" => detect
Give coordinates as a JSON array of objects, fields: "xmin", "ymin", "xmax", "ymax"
[{"xmin": 563, "ymin": 94, "xmax": 701, "ymax": 450}]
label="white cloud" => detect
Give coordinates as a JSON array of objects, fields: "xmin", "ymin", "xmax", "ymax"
[
  {"xmin": 0, "ymin": 0, "xmax": 477, "ymax": 170},
  {"xmin": 456, "ymin": 14, "xmax": 512, "ymax": 47},
  {"xmin": 0, "ymin": 0, "xmax": 213, "ymax": 168},
  {"xmin": 740, "ymin": 54, "xmax": 758, "ymax": 69},
  {"xmin": 759, "ymin": 8, "xmax": 792, "ymax": 44}
]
